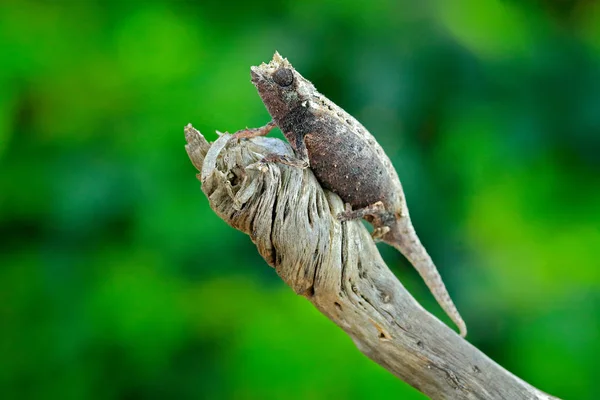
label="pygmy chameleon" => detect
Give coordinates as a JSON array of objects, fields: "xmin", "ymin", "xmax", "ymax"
[{"xmin": 234, "ymin": 52, "xmax": 467, "ymax": 337}]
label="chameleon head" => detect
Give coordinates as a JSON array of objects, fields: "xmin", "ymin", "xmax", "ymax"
[{"xmin": 251, "ymin": 52, "xmax": 317, "ymax": 123}]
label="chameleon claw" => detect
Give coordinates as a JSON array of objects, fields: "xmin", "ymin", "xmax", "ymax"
[{"xmin": 371, "ymin": 226, "xmax": 391, "ymax": 241}]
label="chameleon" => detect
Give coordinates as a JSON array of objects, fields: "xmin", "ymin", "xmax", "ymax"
[{"xmin": 234, "ymin": 52, "xmax": 467, "ymax": 337}]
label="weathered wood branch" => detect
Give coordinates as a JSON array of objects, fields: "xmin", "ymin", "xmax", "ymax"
[{"xmin": 184, "ymin": 124, "xmax": 558, "ymax": 400}]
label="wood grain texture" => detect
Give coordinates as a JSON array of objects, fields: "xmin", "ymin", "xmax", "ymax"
[{"xmin": 184, "ymin": 124, "xmax": 558, "ymax": 400}]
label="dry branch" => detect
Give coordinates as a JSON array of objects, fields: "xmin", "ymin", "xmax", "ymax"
[{"xmin": 184, "ymin": 124, "xmax": 558, "ymax": 400}]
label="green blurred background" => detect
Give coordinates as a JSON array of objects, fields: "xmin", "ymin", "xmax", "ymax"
[{"xmin": 1, "ymin": 0, "xmax": 599, "ymax": 399}]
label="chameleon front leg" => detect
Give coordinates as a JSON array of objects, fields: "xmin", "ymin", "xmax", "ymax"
[
  {"xmin": 261, "ymin": 153, "xmax": 309, "ymax": 168},
  {"xmin": 232, "ymin": 122, "xmax": 309, "ymax": 169},
  {"xmin": 232, "ymin": 120, "xmax": 277, "ymax": 139},
  {"xmin": 258, "ymin": 129, "xmax": 310, "ymax": 169}
]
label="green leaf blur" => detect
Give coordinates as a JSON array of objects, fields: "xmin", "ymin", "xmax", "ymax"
[{"xmin": 1, "ymin": 1, "xmax": 598, "ymax": 399}]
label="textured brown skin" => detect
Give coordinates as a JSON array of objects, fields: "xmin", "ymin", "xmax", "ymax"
[{"xmin": 249, "ymin": 53, "xmax": 467, "ymax": 337}]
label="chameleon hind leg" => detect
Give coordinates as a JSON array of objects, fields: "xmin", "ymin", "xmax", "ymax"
[
  {"xmin": 337, "ymin": 201, "xmax": 386, "ymax": 221},
  {"xmin": 337, "ymin": 201, "xmax": 394, "ymax": 240}
]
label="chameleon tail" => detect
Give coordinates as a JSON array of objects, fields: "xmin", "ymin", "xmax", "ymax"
[{"xmin": 384, "ymin": 217, "xmax": 467, "ymax": 338}]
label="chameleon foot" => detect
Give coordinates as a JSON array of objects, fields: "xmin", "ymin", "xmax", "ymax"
[{"xmin": 260, "ymin": 153, "xmax": 309, "ymax": 169}]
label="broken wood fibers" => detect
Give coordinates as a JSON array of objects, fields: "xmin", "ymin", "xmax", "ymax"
[{"xmin": 184, "ymin": 124, "xmax": 557, "ymax": 400}]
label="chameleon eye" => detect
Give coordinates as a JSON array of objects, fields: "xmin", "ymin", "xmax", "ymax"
[{"xmin": 273, "ymin": 68, "xmax": 294, "ymax": 87}]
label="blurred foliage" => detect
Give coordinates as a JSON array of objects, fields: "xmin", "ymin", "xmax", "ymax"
[{"xmin": 1, "ymin": 0, "xmax": 599, "ymax": 399}]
